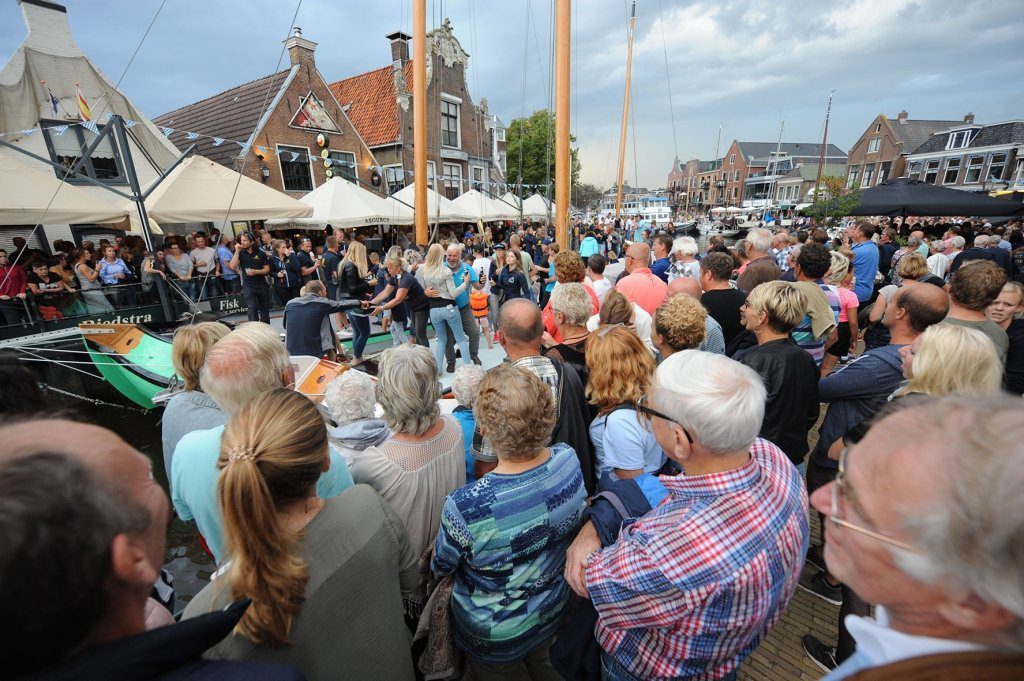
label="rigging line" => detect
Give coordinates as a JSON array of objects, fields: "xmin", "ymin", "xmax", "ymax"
[
  {"xmin": 517, "ymin": 0, "xmax": 530, "ymax": 197},
  {"xmin": 544, "ymin": 0, "xmax": 555, "ymax": 207},
  {"xmin": 192, "ymin": 0, "xmax": 303, "ymax": 321},
  {"xmin": 657, "ymin": 0, "xmax": 679, "ymax": 160},
  {"xmin": 1, "ymin": 0, "xmax": 168, "ymax": 289},
  {"xmin": 15, "ymin": 348, "xmax": 104, "ymax": 379}
]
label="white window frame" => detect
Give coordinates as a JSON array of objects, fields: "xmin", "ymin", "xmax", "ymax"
[
  {"xmin": 471, "ymin": 165, "xmax": 485, "ymax": 191},
  {"xmin": 879, "ymin": 161, "xmax": 891, "ymax": 184},
  {"xmin": 427, "ymin": 161, "xmax": 437, "ymax": 192},
  {"xmin": 442, "ymin": 162, "xmax": 462, "ymax": 199},
  {"xmin": 943, "ymin": 157, "xmax": 961, "ymax": 185},
  {"xmin": 383, "ymin": 163, "xmax": 405, "ymax": 194},
  {"xmin": 846, "ymin": 165, "xmax": 860, "ymax": 189},
  {"xmin": 988, "ymin": 153, "xmax": 1008, "ymax": 181},
  {"xmin": 495, "ymin": 127, "xmax": 505, "ymax": 142},
  {"xmin": 729, "ymin": 154, "xmax": 736, "ymax": 166},
  {"xmin": 862, "ymin": 163, "xmax": 875, "ymax": 188},
  {"xmin": 328, "ymin": 150, "xmax": 357, "ymax": 183},
  {"xmin": 440, "ymin": 97, "xmax": 461, "ymax": 149},
  {"xmin": 964, "ymin": 156, "xmax": 984, "ymax": 184},
  {"xmin": 946, "ymin": 130, "xmax": 974, "ymax": 150},
  {"xmin": 276, "ymin": 144, "xmax": 315, "ymax": 192},
  {"xmin": 874, "ymin": 122, "xmax": 882, "ymax": 133},
  {"xmin": 924, "ymin": 160, "xmax": 941, "ymax": 184},
  {"xmin": 867, "ymin": 137, "xmax": 881, "ymax": 153}
]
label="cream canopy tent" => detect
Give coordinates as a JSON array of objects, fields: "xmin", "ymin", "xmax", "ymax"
[
  {"xmin": 266, "ymin": 177, "xmax": 413, "ymax": 229},
  {"xmin": 392, "ymin": 183, "xmax": 475, "ymax": 223},
  {"xmin": 709, "ymin": 206, "xmax": 727, "ymax": 214},
  {"xmin": 499, "ymin": 191, "xmax": 523, "ymax": 211},
  {"xmin": 521, "ymin": 193, "xmax": 554, "ymax": 220},
  {"xmin": 452, "ymin": 189, "xmax": 518, "ymax": 222},
  {"xmin": 124, "ymin": 155, "xmax": 312, "ymax": 224},
  {"xmin": 0, "ymin": 151, "xmax": 128, "ymax": 225}
]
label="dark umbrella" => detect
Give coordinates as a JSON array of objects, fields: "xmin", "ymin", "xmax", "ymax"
[{"xmin": 846, "ymin": 178, "xmax": 1024, "ymax": 218}]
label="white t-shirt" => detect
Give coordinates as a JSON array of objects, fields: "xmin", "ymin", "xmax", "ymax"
[
  {"xmin": 589, "ymin": 275, "xmax": 612, "ymax": 304},
  {"xmin": 472, "ymin": 257, "xmax": 492, "ymax": 294},
  {"xmin": 189, "ymin": 247, "xmax": 217, "ymax": 274}
]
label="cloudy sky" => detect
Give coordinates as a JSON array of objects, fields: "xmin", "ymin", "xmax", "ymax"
[{"xmin": 2, "ymin": 0, "xmax": 1022, "ymax": 189}]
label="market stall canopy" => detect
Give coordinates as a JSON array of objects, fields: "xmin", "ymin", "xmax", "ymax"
[
  {"xmin": 725, "ymin": 206, "xmax": 742, "ymax": 213},
  {"xmin": 265, "ymin": 177, "xmax": 412, "ymax": 229},
  {"xmin": 521, "ymin": 193, "xmax": 554, "ymax": 220},
  {"xmin": 709, "ymin": 206, "xmax": 727, "ymax": 213},
  {"xmin": 499, "ymin": 191, "xmax": 523, "ymax": 211},
  {"xmin": 392, "ymin": 183, "xmax": 475, "ymax": 223},
  {"xmin": 0, "ymin": 151, "xmax": 128, "ymax": 225},
  {"xmin": 846, "ymin": 178, "xmax": 1024, "ymax": 218},
  {"xmin": 127, "ymin": 155, "xmax": 313, "ymax": 224},
  {"xmin": 452, "ymin": 189, "xmax": 519, "ymax": 222}
]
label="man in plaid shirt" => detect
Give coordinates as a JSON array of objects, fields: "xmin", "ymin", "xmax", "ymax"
[{"xmin": 566, "ymin": 351, "xmax": 809, "ymax": 680}]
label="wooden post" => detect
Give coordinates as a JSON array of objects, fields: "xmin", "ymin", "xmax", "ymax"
[
  {"xmin": 555, "ymin": 0, "xmax": 570, "ymax": 250},
  {"xmin": 413, "ymin": 0, "xmax": 428, "ymax": 245},
  {"xmin": 614, "ymin": 1, "xmax": 636, "ymax": 220}
]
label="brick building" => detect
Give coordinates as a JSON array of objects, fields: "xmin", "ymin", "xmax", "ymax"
[
  {"xmin": 904, "ymin": 119, "xmax": 1024, "ymax": 192},
  {"xmin": 330, "ymin": 20, "xmax": 498, "ymax": 200},
  {"xmin": 155, "ymin": 28, "xmax": 378, "ymax": 199},
  {"xmin": 844, "ymin": 111, "xmax": 966, "ymax": 190},
  {"xmin": 719, "ymin": 140, "xmax": 847, "ymax": 207}
]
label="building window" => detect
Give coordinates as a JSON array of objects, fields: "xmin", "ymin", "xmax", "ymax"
[
  {"xmin": 441, "ymin": 100, "xmax": 460, "ymax": 148},
  {"xmin": 943, "ymin": 158, "xmax": 961, "ymax": 184},
  {"xmin": 846, "ymin": 165, "xmax": 860, "ymax": 189},
  {"xmin": 426, "ymin": 161, "xmax": 437, "ymax": 192},
  {"xmin": 867, "ymin": 137, "xmax": 881, "ymax": 153},
  {"xmin": 495, "ymin": 127, "xmax": 505, "ymax": 142},
  {"xmin": 328, "ymin": 150, "xmax": 356, "ymax": 183},
  {"xmin": 471, "ymin": 166, "xmax": 485, "ymax": 191},
  {"xmin": 946, "ymin": 130, "xmax": 974, "ymax": 150},
  {"xmin": 964, "ymin": 156, "xmax": 984, "ymax": 184},
  {"xmin": 874, "ymin": 122, "xmax": 881, "ymax": 133},
  {"xmin": 278, "ymin": 145, "xmax": 313, "ymax": 192},
  {"xmin": 498, "ymin": 152, "xmax": 507, "ymax": 174},
  {"xmin": 733, "ymin": 170, "xmax": 740, "ymax": 181},
  {"xmin": 732, "ymin": 187, "xmax": 738, "ymax": 199},
  {"xmin": 729, "ymin": 154, "xmax": 735, "ymax": 166},
  {"xmin": 41, "ymin": 119, "xmax": 126, "ymax": 184},
  {"xmin": 383, "ymin": 164, "xmax": 405, "ymax": 194},
  {"xmin": 924, "ymin": 160, "xmax": 940, "ymax": 184},
  {"xmin": 906, "ymin": 161, "xmax": 923, "ymax": 180},
  {"xmin": 442, "ymin": 163, "xmax": 462, "ymax": 199},
  {"xmin": 879, "ymin": 161, "xmax": 892, "ymax": 183},
  {"xmin": 988, "ymin": 153, "xmax": 1008, "ymax": 181},
  {"xmin": 862, "ymin": 163, "xmax": 875, "ymax": 188}
]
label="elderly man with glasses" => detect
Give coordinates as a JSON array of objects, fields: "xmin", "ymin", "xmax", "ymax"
[
  {"xmin": 809, "ymin": 396, "xmax": 1024, "ymax": 680},
  {"xmin": 563, "ymin": 350, "xmax": 808, "ymax": 681}
]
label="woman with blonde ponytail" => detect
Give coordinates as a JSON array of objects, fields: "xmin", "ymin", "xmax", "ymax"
[{"xmin": 183, "ymin": 388, "xmax": 420, "ymax": 680}]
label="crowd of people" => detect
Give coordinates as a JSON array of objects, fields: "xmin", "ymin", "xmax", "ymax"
[{"xmin": 2, "ymin": 212, "xmax": 1024, "ymax": 681}]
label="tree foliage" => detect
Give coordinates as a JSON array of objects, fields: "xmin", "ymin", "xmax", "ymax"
[
  {"xmin": 505, "ymin": 109, "xmax": 581, "ymax": 192},
  {"xmin": 571, "ymin": 182, "xmax": 603, "ymax": 211},
  {"xmin": 804, "ymin": 175, "xmax": 861, "ymax": 224}
]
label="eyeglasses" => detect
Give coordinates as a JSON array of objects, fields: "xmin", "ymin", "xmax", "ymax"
[
  {"xmin": 829, "ymin": 448, "xmax": 917, "ymax": 552},
  {"xmin": 636, "ymin": 394, "xmax": 693, "ymax": 444}
]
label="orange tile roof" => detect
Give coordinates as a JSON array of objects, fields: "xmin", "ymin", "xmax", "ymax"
[{"xmin": 329, "ymin": 62, "xmax": 414, "ymax": 148}]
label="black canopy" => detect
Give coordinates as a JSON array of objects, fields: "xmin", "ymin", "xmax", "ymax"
[{"xmin": 846, "ymin": 178, "xmax": 1024, "ymax": 218}]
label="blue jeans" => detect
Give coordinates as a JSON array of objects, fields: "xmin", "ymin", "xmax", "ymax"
[
  {"xmin": 429, "ymin": 304, "xmax": 470, "ymax": 371},
  {"xmin": 389, "ymin": 319, "xmax": 409, "ymax": 346},
  {"xmin": 349, "ymin": 311, "xmax": 371, "ymax": 359}
]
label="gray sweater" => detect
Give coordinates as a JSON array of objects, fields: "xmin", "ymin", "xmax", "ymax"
[{"xmin": 416, "ymin": 265, "xmax": 466, "ymax": 304}]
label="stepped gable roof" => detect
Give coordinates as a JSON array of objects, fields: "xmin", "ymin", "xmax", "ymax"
[
  {"xmin": 886, "ymin": 117, "xmax": 964, "ymax": 152},
  {"xmin": 737, "ymin": 142, "xmax": 848, "ymax": 163},
  {"xmin": 153, "ymin": 69, "xmax": 292, "ymax": 168},
  {"xmin": 329, "ymin": 62, "xmax": 414, "ymax": 148},
  {"xmin": 908, "ymin": 121, "xmax": 1024, "ymax": 155}
]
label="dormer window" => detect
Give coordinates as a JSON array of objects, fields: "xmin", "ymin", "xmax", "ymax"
[{"xmin": 946, "ymin": 129, "xmax": 976, "ymax": 150}]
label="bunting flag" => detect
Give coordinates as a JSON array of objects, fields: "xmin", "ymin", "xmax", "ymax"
[
  {"xmin": 75, "ymin": 84, "xmax": 92, "ymax": 121},
  {"xmin": 185, "ymin": 132, "xmax": 199, "ymax": 141},
  {"xmin": 51, "ymin": 125, "xmax": 69, "ymax": 136},
  {"xmin": 212, "ymin": 137, "xmax": 224, "ymax": 146},
  {"xmin": 123, "ymin": 119, "xmax": 137, "ymax": 128},
  {"xmin": 290, "ymin": 152, "xmax": 299, "ymax": 162},
  {"xmin": 81, "ymin": 120, "xmax": 99, "ymax": 134},
  {"xmin": 255, "ymin": 145, "xmax": 267, "ymax": 155},
  {"xmin": 161, "ymin": 126, "xmax": 173, "ymax": 137}
]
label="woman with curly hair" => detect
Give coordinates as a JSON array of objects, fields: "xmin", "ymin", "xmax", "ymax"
[
  {"xmin": 541, "ymin": 250, "xmax": 599, "ymax": 342},
  {"xmin": 585, "ymin": 325, "xmax": 667, "ymax": 484},
  {"xmin": 183, "ymin": 388, "xmax": 419, "ymax": 680}
]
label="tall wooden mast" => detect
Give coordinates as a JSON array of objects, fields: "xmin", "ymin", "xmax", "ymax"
[
  {"xmin": 554, "ymin": 0, "xmax": 571, "ymax": 250},
  {"xmin": 614, "ymin": 0, "xmax": 636, "ymax": 220},
  {"xmin": 413, "ymin": 0, "xmax": 428, "ymax": 244},
  {"xmin": 813, "ymin": 89, "xmax": 835, "ymax": 202}
]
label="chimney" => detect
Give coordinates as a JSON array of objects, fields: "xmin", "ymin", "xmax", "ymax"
[
  {"xmin": 284, "ymin": 26, "xmax": 317, "ymax": 69},
  {"xmin": 963, "ymin": 112, "xmax": 975, "ymax": 124},
  {"xmin": 897, "ymin": 110, "xmax": 908, "ymax": 124},
  {"xmin": 387, "ymin": 31, "xmax": 411, "ymax": 67},
  {"xmin": 19, "ymin": 0, "xmax": 81, "ymax": 57}
]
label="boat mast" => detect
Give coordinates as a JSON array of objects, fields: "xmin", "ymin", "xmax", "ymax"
[
  {"xmin": 413, "ymin": 0, "xmax": 428, "ymax": 245},
  {"xmin": 554, "ymin": 0, "xmax": 570, "ymax": 249},
  {"xmin": 614, "ymin": 0, "xmax": 636, "ymax": 221},
  {"xmin": 713, "ymin": 122, "xmax": 722, "ymax": 206},
  {"xmin": 769, "ymin": 118, "xmax": 784, "ymax": 212},
  {"xmin": 813, "ymin": 89, "xmax": 835, "ymax": 202}
]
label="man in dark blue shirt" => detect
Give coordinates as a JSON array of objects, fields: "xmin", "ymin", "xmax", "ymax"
[{"xmin": 284, "ymin": 280, "xmax": 361, "ymax": 360}]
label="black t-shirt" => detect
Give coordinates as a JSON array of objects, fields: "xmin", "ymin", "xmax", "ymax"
[
  {"xmin": 392, "ymin": 271, "xmax": 428, "ymax": 320},
  {"xmin": 701, "ymin": 288, "xmax": 748, "ymax": 345},
  {"xmin": 27, "ymin": 271, "xmax": 67, "ymax": 306},
  {"xmin": 295, "ymin": 250, "xmax": 316, "ymax": 283},
  {"xmin": 238, "ymin": 249, "xmax": 269, "ymax": 290}
]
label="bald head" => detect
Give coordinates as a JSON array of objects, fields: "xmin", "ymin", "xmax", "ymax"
[
  {"xmin": 668, "ymin": 277, "xmax": 702, "ymax": 300},
  {"xmin": 627, "ymin": 242, "xmax": 650, "ymax": 269},
  {"xmin": 497, "ymin": 298, "xmax": 543, "ymax": 346},
  {"xmin": 897, "ymin": 283, "xmax": 950, "ymax": 334}
]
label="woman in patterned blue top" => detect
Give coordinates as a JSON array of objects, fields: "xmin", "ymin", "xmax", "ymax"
[{"xmin": 432, "ymin": 364, "xmax": 587, "ymax": 678}]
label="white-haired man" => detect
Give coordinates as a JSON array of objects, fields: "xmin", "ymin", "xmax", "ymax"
[
  {"xmin": 565, "ymin": 351, "xmax": 808, "ymax": 680},
  {"xmin": 736, "ymin": 228, "xmax": 781, "ymax": 293},
  {"xmin": 813, "ymin": 396, "xmax": 1024, "ymax": 679},
  {"xmin": 666, "ymin": 236, "xmax": 701, "ymax": 283},
  {"xmin": 171, "ymin": 322, "xmax": 353, "ymax": 564},
  {"xmin": 323, "ymin": 368, "xmax": 390, "ymax": 466}
]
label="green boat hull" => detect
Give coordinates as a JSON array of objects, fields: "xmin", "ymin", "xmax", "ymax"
[{"xmin": 83, "ymin": 326, "xmax": 176, "ymax": 409}]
